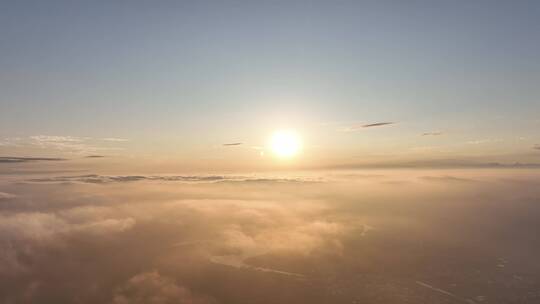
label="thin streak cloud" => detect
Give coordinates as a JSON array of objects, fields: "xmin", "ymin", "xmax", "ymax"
[
  {"xmin": 0, "ymin": 157, "xmax": 66, "ymax": 163},
  {"xmin": 0, "ymin": 192, "xmax": 16, "ymax": 200},
  {"xmin": 361, "ymin": 122, "xmax": 394, "ymax": 128},
  {"xmin": 422, "ymin": 131, "xmax": 443, "ymax": 136},
  {"xmin": 26, "ymin": 174, "xmax": 317, "ymax": 184},
  {"xmin": 22, "ymin": 135, "xmax": 127, "ymax": 154},
  {"xmin": 341, "ymin": 122, "xmax": 395, "ymax": 132},
  {"xmin": 223, "ymin": 143, "xmax": 243, "ymax": 146}
]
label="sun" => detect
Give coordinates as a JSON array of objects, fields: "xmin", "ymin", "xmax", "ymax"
[{"xmin": 270, "ymin": 130, "xmax": 301, "ymax": 158}]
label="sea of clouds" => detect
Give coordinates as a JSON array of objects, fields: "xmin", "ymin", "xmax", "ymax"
[{"xmin": 1, "ymin": 170, "xmax": 540, "ymax": 303}]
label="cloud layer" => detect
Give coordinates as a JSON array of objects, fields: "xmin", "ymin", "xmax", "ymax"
[
  {"xmin": 1, "ymin": 169, "xmax": 540, "ymax": 303},
  {"xmin": 112, "ymin": 271, "xmax": 216, "ymax": 304},
  {"xmin": 25, "ymin": 174, "xmax": 316, "ymax": 185}
]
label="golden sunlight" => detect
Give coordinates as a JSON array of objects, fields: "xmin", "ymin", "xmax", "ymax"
[{"xmin": 270, "ymin": 130, "xmax": 301, "ymax": 158}]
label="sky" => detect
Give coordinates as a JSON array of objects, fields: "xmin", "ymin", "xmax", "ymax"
[{"xmin": 1, "ymin": 0, "xmax": 540, "ymax": 171}]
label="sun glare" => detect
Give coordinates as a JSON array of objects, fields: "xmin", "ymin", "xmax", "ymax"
[{"xmin": 270, "ymin": 130, "xmax": 301, "ymax": 158}]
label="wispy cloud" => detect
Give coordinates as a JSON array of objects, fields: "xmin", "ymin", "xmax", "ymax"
[
  {"xmin": 422, "ymin": 131, "xmax": 443, "ymax": 136},
  {"xmin": 30, "ymin": 135, "xmax": 84, "ymax": 143},
  {"xmin": 26, "ymin": 174, "xmax": 317, "ymax": 184},
  {"xmin": 0, "ymin": 135, "xmax": 129, "ymax": 155},
  {"xmin": 0, "ymin": 157, "xmax": 66, "ymax": 163},
  {"xmin": 223, "ymin": 142, "xmax": 242, "ymax": 146},
  {"xmin": 29, "ymin": 135, "xmax": 105, "ymax": 154},
  {"xmin": 315, "ymin": 159, "xmax": 540, "ymax": 169},
  {"xmin": 0, "ymin": 192, "xmax": 17, "ymax": 200},
  {"xmin": 466, "ymin": 139, "xmax": 502, "ymax": 145},
  {"xmin": 420, "ymin": 175, "xmax": 477, "ymax": 183},
  {"xmin": 0, "ymin": 140, "xmax": 21, "ymax": 147},
  {"xmin": 341, "ymin": 122, "xmax": 395, "ymax": 132},
  {"xmin": 361, "ymin": 122, "xmax": 394, "ymax": 128},
  {"xmin": 85, "ymin": 155, "xmax": 106, "ymax": 158},
  {"xmin": 534, "ymin": 145, "xmax": 540, "ymax": 150},
  {"xmin": 0, "ymin": 137, "xmax": 30, "ymax": 147}
]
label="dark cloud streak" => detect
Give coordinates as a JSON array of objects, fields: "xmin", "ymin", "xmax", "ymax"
[
  {"xmin": 223, "ymin": 143, "xmax": 243, "ymax": 146},
  {"xmin": 341, "ymin": 122, "xmax": 395, "ymax": 132},
  {"xmin": 26, "ymin": 174, "xmax": 315, "ymax": 185},
  {"xmin": 422, "ymin": 131, "xmax": 443, "ymax": 136},
  {"xmin": 0, "ymin": 157, "xmax": 66, "ymax": 163},
  {"xmin": 361, "ymin": 122, "xmax": 394, "ymax": 128}
]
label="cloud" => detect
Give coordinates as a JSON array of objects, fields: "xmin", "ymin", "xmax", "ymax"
[
  {"xmin": 534, "ymin": 145, "xmax": 540, "ymax": 150},
  {"xmin": 341, "ymin": 122, "xmax": 394, "ymax": 131},
  {"xmin": 28, "ymin": 175, "xmax": 147, "ymax": 184},
  {"xmin": 361, "ymin": 122, "xmax": 394, "ymax": 128},
  {"xmin": 0, "ymin": 192, "xmax": 16, "ymax": 200},
  {"xmin": 0, "ymin": 207, "xmax": 135, "ymax": 277},
  {"xmin": 4, "ymin": 135, "xmax": 128, "ymax": 154},
  {"xmin": 30, "ymin": 135, "xmax": 84, "ymax": 143},
  {"xmin": 223, "ymin": 143, "xmax": 242, "ymax": 146},
  {"xmin": 26, "ymin": 174, "xmax": 316, "ymax": 185},
  {"xmin": 0, "ymin": 211, "xmax": 135, "ymax": 242},
  {"xmin": 318, "ymin": 159, "xmax": 540, "ymax": 169},
  {"xmin": 28, "ymin": 135, "xmax": 124, "ymax": 154},
  {"xmin": 85, "ymin": 155, "xmax": 106, "ymax": 158},
  {"xmin": 466, "ymin": 139, "xmax": 502, "ymax": 145},
  {"xmin": 217, "ymin": 219, "xmax": 348, "ymax": 258},
  {"xmin": 419, "ymin": 175, "xmax": 477, "ymax": 183},
  {"xmin": 0, "ymin": 157, "xmax": 66, "ymax": 163},
  {"xmin": 2, "ymin": 170, "xmax": 540, "ymax": 302},
  {"xmin": 111, "ymin": 271, "xmax": 216, "ymax": 304},
  {"xmin": 0, "ymin": 139, "xmax": 21, "ymax": 147},
  {"xmin": 422, "ymin": 131, "xmax": 443, "ymax": 136}
]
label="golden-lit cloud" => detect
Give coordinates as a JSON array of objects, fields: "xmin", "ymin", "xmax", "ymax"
[
  {"xmin": 1, "ymin": 170, "xmax": 540, "ymax": 302},
  {"xmin": 112, "ymin": 271, "xmax": 216, "ymax": 304}
]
